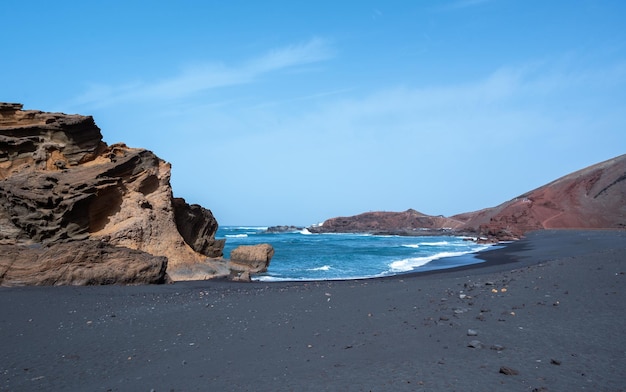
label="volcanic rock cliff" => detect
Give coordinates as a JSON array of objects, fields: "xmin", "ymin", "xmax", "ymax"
[
  {"xmin": 453, "ymin": 154, "xmax": 626, "ymax": 239},
  {"xmin": 307, "ymin": 209, "xmax": 466, "ymax": 235},
  {"xmin": 0, "ymin": 103, "xmax": 231, "ymax": 285},
  {"xmin": 310, "ymin": 155, "xmax": 626, "ymax": 241}
]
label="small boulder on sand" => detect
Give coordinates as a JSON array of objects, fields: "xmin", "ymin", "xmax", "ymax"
[{"xmin": 228, "ymin": 244, "xmax": 274, "ymax": 280}]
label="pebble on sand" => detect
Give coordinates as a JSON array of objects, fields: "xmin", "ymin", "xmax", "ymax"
[
  {"xmin": 467, "ymin": 340, "xmax": 482, "ymax": 348},
  {"xmin": 499, "ymin": 366, "xmax": 519, "ymax": 376}
]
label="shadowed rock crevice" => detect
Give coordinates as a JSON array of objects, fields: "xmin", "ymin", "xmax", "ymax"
[
  {"xmin": 87, "ymin": 184, "xmax": 124, "ymax": 233},
  {"xmin": 172, "ymin": 197, "xmax": 225, "ymax": 258}
]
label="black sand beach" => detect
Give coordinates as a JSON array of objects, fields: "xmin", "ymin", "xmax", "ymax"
[{"xmin": 1, "ymin": 230, "xmax": 625, "ymax": 391}]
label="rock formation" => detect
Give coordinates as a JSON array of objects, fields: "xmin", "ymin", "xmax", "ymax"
[
  {"xmin": 266, "ymin": 225, "xmax": 304, "ymax": 233},
  {"xmin": 228, "ymin": 244, "xmax": 275, "ymax": 282},
  {"xmin": 309, "ymin": 155, "xmax": 626, "ymax": 241},
  {"xmin": 308, "ymin": 209, "xmax": 465, "ymax": 235},
  {"xmin": 0, "ymin": 103, "xmax": 238, "ymax": 285},
  {"xmin": 0, "ymin": 242, "xmax": 167, "ymax": 286},
  {"xmin": 453, "ymin": 154, "xmax": 626, "ymax": 240}
]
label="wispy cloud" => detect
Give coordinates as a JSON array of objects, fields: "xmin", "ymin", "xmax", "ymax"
[
  {"xmin": 246, "ymin": 38, "xmax": 333, "ymax": 73},
  {"xmin": 68, "ymin": 38, "xmax": 333, "ymax": 109},
  {"xmin": 437, "ymin": 0, "xmax": 492, "ymax": 11}
]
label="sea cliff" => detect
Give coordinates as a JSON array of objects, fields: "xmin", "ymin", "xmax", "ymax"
[{"xmin": 0, "ymin": 103, "xmax": 270, "ymax": 285}]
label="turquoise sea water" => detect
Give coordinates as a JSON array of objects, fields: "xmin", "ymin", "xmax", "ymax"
[{"xmin": 217, "ymin": 226, "xmax": 492, "ymax": 281}]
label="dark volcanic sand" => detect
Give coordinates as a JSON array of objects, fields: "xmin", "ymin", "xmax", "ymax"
[{"xmin": 1, "ymin": 230, "xmax": 625, "ymax": 391}]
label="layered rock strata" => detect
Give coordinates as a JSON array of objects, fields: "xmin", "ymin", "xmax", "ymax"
[{"xmin": 0, "ymin": 103, "xmax": 236, "ymax": 285}]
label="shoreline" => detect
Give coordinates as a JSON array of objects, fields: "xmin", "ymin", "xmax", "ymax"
[{"xmin": 1, "ymin": 229, "xmax": 625, "ymax": 391}]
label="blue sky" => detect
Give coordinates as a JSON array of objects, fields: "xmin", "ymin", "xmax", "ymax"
[{"xmin": 3, "ymin": 0, "xmax": 625, "ymax": 226}]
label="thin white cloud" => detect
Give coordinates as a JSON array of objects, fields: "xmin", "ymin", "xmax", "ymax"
[
  {"xmin": 68, "ymin": 38, "xmax": 333, "ymax": 109},
  {"xmin": 246, "ymin": 38, "xmax": 333, "ymax": 73},
  {"xmin": 437, "ymin": 0, "xmax": 492, "ymax": 11}
]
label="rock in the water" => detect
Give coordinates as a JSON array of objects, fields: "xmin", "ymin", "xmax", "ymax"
[
  {"xmin": 308, "ymin": 209, "xmax": 465, "ymax": 234},
  {"xmin": 266, "ymin": 225, "xmax": 304, "ymax": 233},
  {"xmin": 229, "ymin": 244, "xmax": 275, "ymax": 275},
  {"xmin": 0, "ymin": 103, "xmax": 228, "ymax": 285}
]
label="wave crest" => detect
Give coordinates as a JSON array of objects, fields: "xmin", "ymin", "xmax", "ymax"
[
  {"xmin": 308, "ymin": 265, "xmax": 331, "ymax": 271},
  {"xmin": 389, "ymin": 251, "xmax": 469, "ymax": 272}
]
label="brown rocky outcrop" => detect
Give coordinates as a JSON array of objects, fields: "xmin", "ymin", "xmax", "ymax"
[
  {"xmin": 309, "ymin": 155, "xmax": 626, "ymax": 241},
  {"xmin": 0, "ymin": 103, "xmax": 236, "ymax": 285},
  {"xmin": 0, "ymin": 241, "xmax": 167, "ymax": 286},
  {"xmin": 228, "ymin": 244, "xmax": 275, "ymax": 282},
  {"xmin": 308, "ymin": 209, "xmax": 465, "ymax": 235},
  {"xmin": 172, "ymin": 197, "xmax": 225, "ymax": 258}
]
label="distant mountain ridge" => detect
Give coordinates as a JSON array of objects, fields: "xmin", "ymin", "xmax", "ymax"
[{"xmin": 309, "ymin": 155, "xmax": 626, "ymax": 241}]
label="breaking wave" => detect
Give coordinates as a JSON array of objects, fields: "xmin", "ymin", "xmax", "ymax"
[
  {"xmin": 218, "ymin": 226, "xmax": 492, "ymax": 281},
  {"xmin": 308, "ymin": 265, "xmax": 331, "ymax": 271},
  {"xmin": 389, "ymin": 251, "xmax": 472, "ymax": 272}
]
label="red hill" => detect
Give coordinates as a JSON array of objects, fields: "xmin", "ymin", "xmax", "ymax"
[
  {"xmin": 310, "ymin": 155, "xmax": 626, "ymax": 241},
  {"xmin": 455, "ymin": 154, "xmax": 626, "ymax": 239}
]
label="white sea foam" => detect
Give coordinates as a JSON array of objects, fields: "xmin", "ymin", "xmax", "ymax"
[
  {"xmin": 389, "ymin": 250, "xmax": 469, "ymax": 272},
  {"xmin": 225, "ymin": 234, "xmax": 248, "ymax": 238},
  {"xmin": 299, "ymin": 228, "xmax": 313, "ymax": 235},
  {"xmin": 254, "ymin": 275, "xmax": 295, "ymax": 282},
  {"xmin": 253, "ymin": 273, "xmax": 387, "ymax": 282},
  {"xmin": 472, "ymin": 244, "xmax": 492, "ymax": 253},
  {"xmin": 309, "ymin": 265, "xmax": 331, "ymax": 271},
  {"xmin": 421, "ymin": 241, "xmax": 449, "ymax": 246},
  {"xmin": 249, "ymin": 233, "xmax": 494, "ymax": 281},
  {"xmin": 325, "ymin": 232, "xmax": 372, "ymax": 237}
]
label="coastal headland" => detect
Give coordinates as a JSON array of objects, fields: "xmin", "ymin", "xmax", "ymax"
[
  {"xmin": 0, "ymin": 103, "xmax": 271, "ymax": 285},
  {"xmin": 307, "ymin": 154, "xmax": 626, "ymax": 241},
  {"xmin": 2, "ymin": 103, "xmax": 625, "ymax": 285}
]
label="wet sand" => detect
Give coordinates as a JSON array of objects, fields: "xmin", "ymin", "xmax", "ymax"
[{"xmin": 1, "ymin": 229, "xmax": 625, "ymax": 391}]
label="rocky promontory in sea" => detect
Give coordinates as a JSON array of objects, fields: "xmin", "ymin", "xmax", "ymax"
[
  {"xmin": 309, "ymin": 154, "xmax": 626, "ymax": 241},
  {"xmin": 0, "ymin": 103, "xmax": 271, "ymax": 286},
  {"xmin": 266, "ymin": 225, "xmax": 305, "ymax": 233}
]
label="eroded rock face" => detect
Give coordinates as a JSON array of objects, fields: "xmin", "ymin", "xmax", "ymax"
[
  {"xmin": 0, "ymin": 241, "xmax": 168, "ymax": 286},
  {"xmin": 0, "ymin": 103, "xmax": 104, "ymax": 178},
  {"xmin": 229, "ymin": 243, "xmax": 275, "ymax": 278},
  {"xmin": 0, "ymin": 103, "xmax": 228, "ymax": 285},
  {"xmin": 173, "ymin": 198, "xmax": 225, "ymax": 258}
]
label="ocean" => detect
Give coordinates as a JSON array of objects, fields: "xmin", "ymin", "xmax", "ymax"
[{"xmin": 217, "ymin": 226, "xmax": 493, "ymax": 281}]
